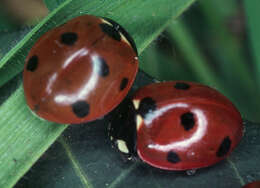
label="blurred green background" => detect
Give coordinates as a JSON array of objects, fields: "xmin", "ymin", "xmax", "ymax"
[{"xmin": 140, "ymin": 0, "xmax": 260, "ymax": 122}]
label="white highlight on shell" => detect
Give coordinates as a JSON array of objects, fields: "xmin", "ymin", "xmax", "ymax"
[
  {"xmin": 147, "ymin": 108, "xmax": 208, "ymax": 151},
  {"xmin": 117, "ymin": 139, "xmax": 129, "ymax": 153},
  {"xmin": 63, "ymin": 48, "xmax": 88, "ymax": 69},
  {"xmin": 144, "ymin": 103, "xmax": 189, "ymax": 127},
  {"xmin": 136, "ymin": 114, "xmax": 143, "ymax": 131},
  {"xmin": 54, "ymin": 53, "xmax": 100, "ymax": 105},
  {"xmin": 133, "ymin": 99, "xmax": 140, "ymax": 110},
  {"xmin": 45, "ymin": 49, "xmax": 89, "ymax": 97},
  {"xmin": 46, "ymin": 73, "xmax": 57, "ymax": 95}
]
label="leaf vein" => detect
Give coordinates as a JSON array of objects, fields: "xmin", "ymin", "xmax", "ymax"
[
  {"xmin": 108, "ymin": 163, "xmax": 139, "ymax": 188},
  {"xmin": 59, "ymin": 136, "xmax": 93, "ymax": 188},
  {"xmin": 228, "ymin": 158, "xmax": 245, "ymax": 186}
]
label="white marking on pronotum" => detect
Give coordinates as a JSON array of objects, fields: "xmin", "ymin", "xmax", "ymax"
[
  {"xmin": 120, "ymin": 33, "xmax": 131, "ymax": 47},
  {"xmin": 117, "ymin": 139, "xmax": 129, "ymax": 154},
  {"xmin": 132, "ymin": 99, "xmax": 140, "ymax": 110},
  {"xmin": 136, "ymin": 115, "xmax": 143, "ymax": 131},
  {"xmin": 100, "ymin": 19, "xmax": 131, "ymax": 47},
  {"xmin": 100, "ymin": 18, "xmax": 113, "ymax": 26}
]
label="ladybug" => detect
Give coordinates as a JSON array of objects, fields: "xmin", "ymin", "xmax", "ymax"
[
  {"xmin": 243, "ymin": 181, "xmax": 260, "ymax": 188},
  {"xmin": 242, "ymin": 181, "xmax": 260, "ymax": 188},
  {"xmin": 109, "ymin": 81, "xmax": 243, "ymax": 170},
  {"xmin": 23, "ymin": 15, "xmax": 138, "ymax": 124}
]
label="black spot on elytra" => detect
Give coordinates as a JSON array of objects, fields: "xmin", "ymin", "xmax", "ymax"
[
  {"xmin": 93, "ymin": 57, "xmax": 109, "ymax": 77},
  {"xmin": 216, "ymin": 136, "xmax": 231, "ymax": 157},
  {"xmin": 138, "ymin": 97, "xmax": 156, "ymax": 119},
  {"xmin": 60, "ymin": 32, "xmax": 78, "ymax": 45},
  {"xmin": 33, "ymin": 104, "xmax": 40, "ymax": 112},
  {"xmin": 101, "ymin": 17, "xmax": 138, "ymax": 55},
  {"xmin": 167, "ymin": 151, "xmax": 181, "ymax": 163},
  {"xmin": 71, "ymin": 101, "xmax": 90, "ymax": 118},
  {"xmin": 180, "ymin": 112, "xmax": 195, "ymax": 131},
  {"xmin": 26, "ymin": 55, "xmax": 38, "ymax": 72},
  {"xmin": 174, "ymin": 82, "xmax": 190, "ymax": 90},
  {"xmin": 120, "ymin": 78, "xmax": 128, "ymax": 91}
]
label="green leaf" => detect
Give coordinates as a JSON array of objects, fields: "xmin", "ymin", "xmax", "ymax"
[
  {"xmin": 0, "ymin": 0, "xmax": 195, "ymax": 88},
  {"xmin": 199, "ymin": 0, "xmax": 256, "ymax": 96},
  {"xmin": 0, "ymin": 0, "xmax": 196, "ymax": 187},
  {"xmin": 166, "ymin": 20, "xmax": 222, "ymax": 89},
  {"xmin": 0, "ymin": 85, "xmax": 68, "ymax": 188},
  {"xmin": 244, "ymin": 0, "xmax": 260, "ymax": 85},
  {"xmin": 139, "ymin": 40, "xmax": 197, "ymax": 81},
  {"xmin": 44, "ymin": 0, "xmax": 67, "ymax": 11},
  {"xmin": 0, "ymin": 27, "xmax": 32, "ymax": 61},
  {"xmin": 15, "ymin": 71, "xmax": 260, "ymax": 188},
  {"xmin": 165, "ymin": 17, "xmax": 260, "ymax": 122},
  {"xmin": 0, "ymin": 74, "xmax": 22, "ymax": 105}
]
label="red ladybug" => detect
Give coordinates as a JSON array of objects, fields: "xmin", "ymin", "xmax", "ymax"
[
  {"xmin": 109, "ymin": 81, "xmax": 243, "ymax": 170},
  {"xmin": 23, "ymin": 15, "xmax": 138, "ymax": 124},
  {"xmin": 242, "ymin": 181, "xmax": 260, "ymax": 188}
]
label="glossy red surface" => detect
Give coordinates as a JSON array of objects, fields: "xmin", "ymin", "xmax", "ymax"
[
  {"xmin": 135, "ymin": 81, "xmax": 243, "ymax": 170},
  {"xmin": 23, "ymin": 15, "xmax": 138, "ymax": 124},
  {"xmin": 243, "ymin": 181, "xmax": 260, "ymax": 188}
]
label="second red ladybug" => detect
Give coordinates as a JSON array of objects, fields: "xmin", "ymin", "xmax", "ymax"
[
  {"xmin": 23, "ymin": 15, "xmax": 138, "ymax": 124},
  {"xmin": 242, "ymin": 181, "xmax": 260, "ymax": 188},
  {"xmin": 109, "ymin": 81, "xmax": 243, "ymax": 170}
]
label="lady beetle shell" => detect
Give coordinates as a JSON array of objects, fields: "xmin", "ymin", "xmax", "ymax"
[
  {"xmin": 242, "ymin": 181, "xmax": 260, "ymax": 188},
  {"xmin": 23, "ymin": 15, "xmax": 138, "ymax": 124},
  {"xmin": 110, "ymin": 81, "xmax": 243, "ymax": 170}
]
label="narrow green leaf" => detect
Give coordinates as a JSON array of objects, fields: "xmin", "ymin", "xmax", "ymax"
[
  {"xmin": 167, "ymin": 21, "xmax": 222, "ymax": 89},
  {"xmin": 244, "ymin": 0, "xmax": 260, "ymax": 85},
  {"xmin": 139, "ymin": 44, "xmax": 161, "ymax": 79},
  {"xmin": 0, "ymin": 27, "xmax": 32, "ymax": 61},
  {"xmin": 0, "ymin": 0, "xmax": 195, "ymax": 88},
  {"xmin": 196, "ymin": 0, "xmax": 260, "ymax": 121},
  {"xmin": 0, "ymin": 86, "xmax": 68, "ymax": 188},
  {"xmin": 0, "ymin": 0, "xmax": 73, "ymax": 86},
  {"xmin": 166, "ymin": 18, "xmax": 260, "ymax": 121},
  {"xmin": 199, "ymin": 0, "xmax": 256, "ymax": 94},
  {"xmin": 140, "ymin": 41, "xmax": 197, "ymax": 81}
]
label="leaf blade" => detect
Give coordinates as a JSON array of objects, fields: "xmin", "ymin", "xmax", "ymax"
[
  {"xmin": 244, "ymin": 0, "xmax": 260, "ymax": 85},
  {"xmin": 0, "ymin": 86, "xmax": 68, "ymax": 188},
  {"xmin": 0, "ymin": 0, "xmax": 195, "ymax": 87}
]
